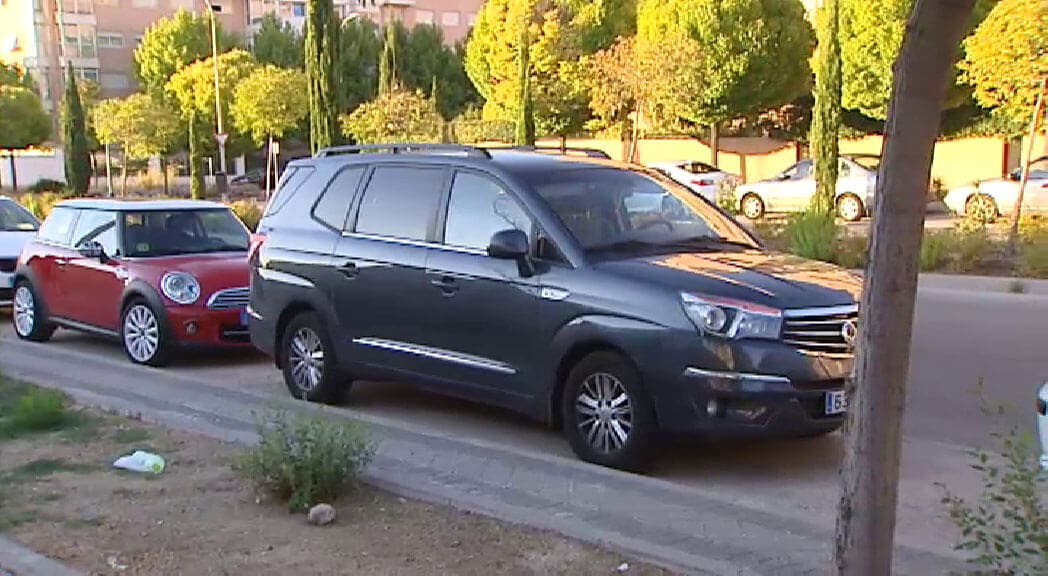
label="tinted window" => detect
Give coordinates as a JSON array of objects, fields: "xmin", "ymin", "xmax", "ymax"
[
  {"xmin": 354, "ymin": 166, "xmax": 445, "ymax": 241},
  {"xmin": 122, "ymin": 209, "xmax": 249, "ymax": 257},
  {"xmin": 682, "ymin": 162, "xmax": 715, "ymax": 174},
  {"xmin": 264, "ymin": 166, "xmax": 315, "ymax": 216},
  {"xmin": 38, "ymin": 206, "xmax": 78, "ymax": 245},
  {"xmin": 786, "ymin": 161, "xmax": 812, "ymax": 180},
  {"xmin": 71, "ymin": 209, "xmax": 119, "ymax": 255},
  {"xmin": 0, "ymin": 200, "xmax": 39, "ymax": 232},
  {"xmin": 314, "ymin": 167, "xmax": 365, "ymax": 230},
  {"xmin": 444, "ymin": 172, "xmax": 532, "ymax": 251}
]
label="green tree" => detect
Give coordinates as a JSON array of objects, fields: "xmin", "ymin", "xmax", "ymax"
[
  {"xmin": 514, "ymin": 26, "xmax": 535, "ymax": 146},
  {"xmin": 61, "ymin": 64, "xmax": 92, "ymax": 196},
  {"xmin": 961, "ymin": 0, "xmax": 1048, "ymax": 128},
  {"xmin": 399, "ymin": 25, "xmax": 479, "ymax": 119},
  {"xmin": 377, "ymin": 20, "xmax": 401, "ymax": 97},
  {"xmin": 0, "ymin": 86, "xmax": 50, "ymax": 191},
  {"xmin": 93, "ymin": 94, "xmax": 180, "ymax": 195},
  {"xmin": 305, "ymin": 0, "xmax": 340, "ymax": 153},
  {"xmin": 810, "ymin": 0, "xmax": 842, "ymax": 215},
  {"xmin": 637, "ymin": 0, "xmax": 814, "ymax": 164},
  {"xmin": 336, "ymin": 17, "xmax": 381, "ymax": 113},
  {"xmin": 465, "ymin": 0, "xmax": 635, "ymax": 138},
  {"xmin": 134, "ymin": 9, "xmax": 236, "ymax": 98},
  {"xmin": 233, "ymin": 66, "xmax": 308, "ymax": 191},
  {"xmin": 340, "ymin": 89, "xmax": 444, "ymax": 144},
  {"xmin": 252, "ymin": 13, "xmax": 303, "ymax": 68},
  {"xmin": 0, "ymin": 63, "xmax": 36, "ymax": 92}
]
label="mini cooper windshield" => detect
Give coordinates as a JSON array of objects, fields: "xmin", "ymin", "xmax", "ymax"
[
  {"xmin": 531, "ymin": 167, "xmax": 759, "ymax": 256},
  {"xmin": 122, "ymin": 209, "xmax": 249, "ymax": 257}
]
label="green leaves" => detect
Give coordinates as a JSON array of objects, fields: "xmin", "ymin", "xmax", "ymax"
[
  {"xmin": 134, "ymin": 9, "xmax": 236, "ymax": 98},
  {"xmin": 252, "ymin": 13, "xmax": 304, "ymax": 69},
  {"xmin": 0, "ymin": 86, "xmax": 50, "ymax": 149},
  {"xmin": 167, "ymin": 49, "xmax": 258, "ymax": 135},
  {"xmin": 305, "ymin": 0, "xmax": 340, "ymax": 152},
  {"xmin": 232, "ymin": 66, "xmax": 308, "ymax": 146},
  {"xmin": 92, "ymin": 94, "xmax": 179, "ymax": 160},
  {"xmin": 340, "ymin": 89, "xmax": 444, "ymax": 144},
  {"xmin": 61, "ymin": 64, "xmax": 91, "ymax": 196}
]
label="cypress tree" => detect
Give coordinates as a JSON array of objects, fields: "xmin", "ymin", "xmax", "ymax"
[
  {"xmin": 188, "ymin": 109, "xmax": 206, "ymax": 200},
  {"xmin": 514, "ymin": 27, "xmax": 535, "ymax": 147},
  {"xmin": 62, "ymin": 63, "xmax": 91, "ymax": 196},
  {"xmin": 305, "ymin": 0, "xmax": 339, "ymax": 153},
  {"xmin": 810, "ymin": 0, "xmax": 842, "ymax": 216},
  {"xmin": 378, "ymin": 23, "xmax": 398, "ymax": 97}
]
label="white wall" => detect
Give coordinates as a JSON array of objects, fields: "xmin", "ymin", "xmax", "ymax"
[{"xmin": 0, "ymin": 150, "xmax": 66, "ymax": 190}]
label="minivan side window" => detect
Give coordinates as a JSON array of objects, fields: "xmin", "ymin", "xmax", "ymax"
[
  {"xmin": 354, "ymin": 166, "xmax": 445, "ymax": 241},
  {"xmin": 71, "ymin": 209, "xmax": 119, "ymax": 255},
  {"xmin": 313, "ymin": 167, "xmax": 365, "ymax": 230},
  {"xmin": 38, "ymin": 206, "xmax": 79, "ymax": 245},
  {"xmin": 444, "ymin": 172, "xmax": 532, "ymax": 251}
]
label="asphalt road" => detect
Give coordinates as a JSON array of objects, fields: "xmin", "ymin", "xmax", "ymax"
[{"xmin": 1, "ymin": 278, "xmax": 1045, "ymax": 557}]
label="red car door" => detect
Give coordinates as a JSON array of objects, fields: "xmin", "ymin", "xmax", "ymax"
[
  {"xmin": 64, "ymin": 209, "xmax": 126, "ymax": 330},
  {"xmin": 29, "ymin": 206, "xmax": 80, "ymax": 318}
]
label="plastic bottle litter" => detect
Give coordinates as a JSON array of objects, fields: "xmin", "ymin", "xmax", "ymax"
[{"xmin": 112, "ymin": 450, "xmax": 165, "ymax": 474}]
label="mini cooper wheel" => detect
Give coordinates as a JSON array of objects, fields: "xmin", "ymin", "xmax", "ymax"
[
  {"xmin": 562, "ymin": 352, "xmax": 657, "ymax": 471},
  {"xmin": 836, "ymin": 194, "xmax": 865, "ymax": 222},
  {"xmin": 12, "ymin": 281, "xmax": 55, "ymax": 342},
  {"xmin": 122, "ymin": 300, "xmax": 171, "ymax": 367},
  {"xmin": 281, "ymin": 312, "xmax": 347, "ymax": 404},
  {"xmin": 740, "ymin": 193, "xmax": 766, "ymax": 220}
]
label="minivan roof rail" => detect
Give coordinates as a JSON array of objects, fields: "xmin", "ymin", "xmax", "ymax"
[
  {"xmin": 314, "ymin": 143, "xmax": 492, "ymax": 159},
  {"xmin": 500, "ymin": 145, "xmax": 612, "ymax": 159}
]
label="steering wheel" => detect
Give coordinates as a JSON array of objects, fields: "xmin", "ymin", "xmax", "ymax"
[{"xmin": 636, "ymin": 217, "xmax": 675, "ymax": 232}]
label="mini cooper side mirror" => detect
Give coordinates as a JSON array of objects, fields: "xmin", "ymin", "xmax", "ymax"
[{"xmin": 77, "ymin": 240, "xmax": 107, "ymax": 262}]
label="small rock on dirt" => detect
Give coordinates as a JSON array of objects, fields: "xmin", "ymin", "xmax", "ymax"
[
  {"xmin": 617, "ymin": 562, "xmax": 630, "ymax": 573},
  {"xmin": 307, "ymin": 504, "xmax": 336, "ymax": 526}
]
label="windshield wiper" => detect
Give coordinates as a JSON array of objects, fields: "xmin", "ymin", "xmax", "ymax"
[{"xmin": 667, "ymin": 235, "xmax": 756, "ymax": 249}]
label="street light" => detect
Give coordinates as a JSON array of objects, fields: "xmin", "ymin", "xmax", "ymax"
[{"xmin": 198, "ymin": 0, "xmax": 228, "ymax": 200}]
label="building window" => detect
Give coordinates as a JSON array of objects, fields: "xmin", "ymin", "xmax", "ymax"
[
  {"xmin": 414, "ymin": 9, "xmax": 433, "ymax": 25},
  {"xmin": 95, "ymin": 0, "xmax": 118, "ymax": 5},
  {"xmin": 97, "ymin": 32, "xmax": 124, "ymax": 49},
  {"xmin": 441, "ymin": 11, "xmax": 459, "ymax": 26},
  {"xmin": 78, "ymin": 67, "xmax": 99, "ymax": 82},
  {"xmin": 168, "ymin": 0, "xmax": 194, "ymax": 8},
  {"xmin": 100, "ymin": 72, "xmax": 129, "ymax": 89},
  {"xmin": 291, "ymin": 2, "xmax": 305, "ymax": 17},
  {"xmin": 131, "ymin": 0, "xmax": 158, "ymax": 8},
  {"xmin": 466, "ymin": 12, "xmax": 476, "ymax": 26}
]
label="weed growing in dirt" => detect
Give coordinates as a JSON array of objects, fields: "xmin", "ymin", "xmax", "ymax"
[
  {"xmin": 785, "ymin": 211, "xmax": 838, "ymax": 263},
  {"xmin": 1007, "ymin": 279, "xmax": 1027, "ymax": 294},
  {"xmin": 234, "ymin": 412, "xmax": 375, "ymax": 512},
  {"xmin": 1, "ymin": 387, "xmax": 69, "ymax": 438}
]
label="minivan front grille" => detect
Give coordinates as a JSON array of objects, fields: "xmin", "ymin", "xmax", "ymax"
[
  {"xmin": 206, "ymin": 287, "xmax": 249, "ymax": 310},
  {"xmin": 0, "ymin": 258, "xmax": 16, "ymax": 273},
  {"xmin": 782, "ymin": 305, "xmax": 859, "ymax": 355}
]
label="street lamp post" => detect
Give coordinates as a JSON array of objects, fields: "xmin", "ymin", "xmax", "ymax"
[{"xmin": 200, "ymin": 0, "xmax": 229, "ymax": 200}]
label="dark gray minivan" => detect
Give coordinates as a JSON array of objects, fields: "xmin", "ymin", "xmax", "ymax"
[{"xmin": 248, "ymin": 144, "xmax": 862, "ymax": 470}]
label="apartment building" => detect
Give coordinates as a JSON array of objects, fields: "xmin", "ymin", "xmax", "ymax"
[{"xmin": 248, "ymin": 0, "xmax": 482, "ymax": 43}]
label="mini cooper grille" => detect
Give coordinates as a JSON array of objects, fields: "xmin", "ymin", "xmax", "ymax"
[
  {"xmin": 0, "ymin": 258, "xmax": 16, "ymax": 273},
  {"xmin": 206, "ymin": 287, "xmax": 249, "ymax": 310},
  {"xmin": 782, "ymin": 306, "xmax": 859, "ymax": 354}
]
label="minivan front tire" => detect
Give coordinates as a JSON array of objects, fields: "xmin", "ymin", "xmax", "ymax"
[
  {"xmin": 562, "ymin": 351, "xmax": 657, "ymax": 472},
  {"xmin": 280, "ymin": 311, "xmax": 348, "ymax": 404}
]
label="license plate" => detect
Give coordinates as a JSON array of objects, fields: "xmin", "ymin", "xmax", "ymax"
[
  {"xmin": 240, "ymin": 310, "xmax": 250, "ymax": 326},
  {"xmin": 825, "ymin": 391, "xmax": 848, "ymax": 415}
]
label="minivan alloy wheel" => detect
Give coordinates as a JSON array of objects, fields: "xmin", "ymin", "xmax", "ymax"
[
  {"xmin": 124, "ymin": 304, "xmax": 160, "ymax": 362},
  {"xmin": 288, "ymin": 327, "xmax": 325, "ymax": 392},
  {"xmin": 13, "ymin": 285, "xmax": 35, "ymax": 337},
  {"xmin": 576, "ymin": 372, "xmax": 634, "ymax": 453}
]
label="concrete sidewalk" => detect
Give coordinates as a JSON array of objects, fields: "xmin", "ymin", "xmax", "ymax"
[
  {"xmin": 0, "ymin": 341, "xmax": 965, "ymax": 575},
  {"xmin": 0, "ymin": 536, "xmax": 83, "ymax": 576}
]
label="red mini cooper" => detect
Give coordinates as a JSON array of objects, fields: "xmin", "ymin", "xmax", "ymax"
[{"xmin": 12, "ymin": 199, "xmax": 252, "ymax": 366}]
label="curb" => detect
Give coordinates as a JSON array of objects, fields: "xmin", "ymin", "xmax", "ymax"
[{"xmin": 0, "ymin": 536, "xmax": 84, "ymax": 576}]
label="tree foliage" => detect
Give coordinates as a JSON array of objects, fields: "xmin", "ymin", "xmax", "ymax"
[
  {"xmin": 811, "ymin": 0, "xmax": 842, "ymax": 215},
  {"xmin": 637, "ymin": 0, "xmax": 814, "ymax": 130},
  {"xmin": 253, "ymin": 13, "xmax": 303, "ymax": 68},
  {"xmin": 61, "ymin": 64, "xmax": 91, "ymax": 195},
  {"xmin": 337, "ymin": 17, "xmax": 382, "ymax": 113},
  {"xmin": 465, "ymin": 0, "xmax": 635, "ymax": 136},
  {"xmin": 0, "ymin": 63, "xmax": 36, "ymax": 92},
  {"xmin": 340, "ymin": 89, "xmax": 444, "ymax": 144},
  {"xmin": 0, "ymin": 86, "xmax": 50, "ymax": 149},
  {"xmin": 399, "ymin": 25, "xmax": 479, "ymax": 120},
  {"xmin": 232, "ymin": 66, "xmax": 309, "ymax": 146},
  {"xmin": 305, "ymin": 0, "xmax": 340, "ymax": 152},
  {"xmin": 167, "ymin": 49, "xmax": 258, "ymax": 139},
  {"xmin": 134, "ymin": 9, "xmax": 236, "ymax": 98},
  {"xmin": 92, "ymin": 94, "xmax": 180, "ymax": 160},
  {"xmin": 961, "ymin": 0, "xmax": 1048, "ymax": 128}
]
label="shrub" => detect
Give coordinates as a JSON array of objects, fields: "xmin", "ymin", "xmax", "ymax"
[
  {"xmin": 1019, "ymin": 237, "xmax": 1048, "ymax": 278},
  {"xmin": 234, "ymin": 412, "xmax": 374, "ymax": 512},
  {"xmin": 19, "ymin": 192, "xmax": 65, "ymax": 220},
  {"xmin": 920, "ymin": 230, "xmax": 952, "ymax": 271},
  {"xmin": 715, "ymin": 179, "xmax": 738, "ymax": 215},
  {"xmin": 835, "ymin": 232, "xmax": 869, "ymax": 269},
  {"xmin": 4, "ymin": 388, "xmax": 68, "ymax": 435},
  {"xmin": 29, "ymin": 178, "xmax": 66, "ymax": 194},
  {"xmin": 229, "ymin": 200, "xmax": 262, "ymax": 232},
  {"xmin": 785, "ymin": 211, "xmax": 838, "ymax": 263},
  {"xmin": 920, "ymin": 226, "xmax": 997, "ymax": 273},
  {"xmin": 340, "ymin": 89, "xmax": 444, "ymax": 144},
  {"xmin": 451, "ymin": 106, "xmax": 514, "ymax": 144}
]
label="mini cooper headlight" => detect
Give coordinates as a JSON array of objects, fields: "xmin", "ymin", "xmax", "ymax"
[
  {"xmin": 680, "ymin": 292, "xmax": 782, "ymax": 340},
  {"xmin": 160, "ymin": 272, "xmax": 201, "ymax": 305}
]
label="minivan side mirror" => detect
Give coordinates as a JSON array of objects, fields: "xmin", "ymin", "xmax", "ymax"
[
  {"xmin": 487, "ymin": 229, "xmax": 534, "ymax": 277},
  {"xmin": 77, "ymin": 240, "xmax": 107, "ymax": 261}
]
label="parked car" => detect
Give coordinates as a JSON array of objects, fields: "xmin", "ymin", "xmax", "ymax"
[
  {"xmin": 0, "ymin": 196, "xmax": 40, "ymax": 306},
  {"xmin": 1039, "ymin": 381, "xmax": 1047, "ymax": 471},
  {"xmin": 734, "ymin": 155, "xmax": 879, "ymax": 221},
  {"xmin": 231, "ymin": 168, "xmax": 265, "ymax": 188},
  {"xmin": 12, "ymin": 199, "xmax": 252, "ymax": 366},
  {"xmin": 943, "ymin": 155, "xmax": 1048, "ymax": 220},
  {"xmin": 248, "ymin": 144, "xmax": 862, "ymax": 471},
  {"xmin": 647, "ymin": 160, "xmax": 740, "ymax": 202}
]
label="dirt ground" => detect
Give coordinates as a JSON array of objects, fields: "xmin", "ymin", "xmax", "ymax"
[{"xmin": 0, "ymin": 406, "xmax": 671, "ymax": 576}]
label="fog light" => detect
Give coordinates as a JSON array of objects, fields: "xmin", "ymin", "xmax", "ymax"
[
  {"xmin": 706, "ymin": 399, "xmax": 722, "ymax": 418},
  {"xmin": 185, "ymin": 321, "xmax": 198, "ymax": 335}
]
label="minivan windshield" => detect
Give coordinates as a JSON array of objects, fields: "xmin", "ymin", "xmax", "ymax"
[
  {"xmin": 122, "ymin": 209, "xmax": 249, "ymax": 257},
  {"xmin": 530, "ymin": 167, "xmax": 759, "ymax": 256},
  {"xmin": 0, "ymin": 199, "xmax": 40, "ymax": 232}
]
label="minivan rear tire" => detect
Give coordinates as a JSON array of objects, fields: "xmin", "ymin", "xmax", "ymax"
[
  {"xmin": 561, "ymin": 351, "xmax": 657, "ymax": 472},
  {"xmin": 280, "ymin": 311, "xmax": 348, "ymax": 404}
]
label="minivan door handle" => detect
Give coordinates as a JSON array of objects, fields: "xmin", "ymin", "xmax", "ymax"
[
  {"xmin": 337, "ymin": 262, "xmax": 358, "ymax": 279},
  {"xmin": 428, "ymin": 275, "xmax": 460, "ymax": 295}
]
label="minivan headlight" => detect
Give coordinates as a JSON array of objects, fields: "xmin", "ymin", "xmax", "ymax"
[
  {"xmin": 160, "ymin": 272, "xmax": 201, "ymax": 305},
  {"xmin": 680, "ymin": 293, "xmax": 782, "ymax": 340}
]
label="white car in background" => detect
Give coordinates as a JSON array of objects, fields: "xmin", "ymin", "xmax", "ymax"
[
  {"xmin": 648, "ymin": 160, "xmax": 740, "ymax": 202},
  {"xmin": 1039, "ymin": 382, "xmax": 1047, "ymax": 471},
  {"xmin": 734, "ymin": 154, "xmax": 879, "ymax": 221},
  {"xmin": 943, "ymin": 155, "xmax": 1048, "ymax": 221},
  {"xmin": 0, "ymin": 197, "xmax": 40, "ymax": 306}
]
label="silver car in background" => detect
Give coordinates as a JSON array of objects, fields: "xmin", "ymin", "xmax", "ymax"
[
  {"xmin": 648, "ymin": 160, "xmax": 741, "ymax": 202},
  {"xmin": 734, "ymin": 154, "xmax": 879, "ymax": 221},
  {"xmin": 943, "ymin": 155, "xmax": 1048, "ymax": 221},
  {"xmin": 0, "ymin": 197, "xmax": 40, "ymax": 306}
]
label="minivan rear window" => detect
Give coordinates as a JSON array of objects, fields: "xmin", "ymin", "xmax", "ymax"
[
  {"xmin": 354, "ymin": 166, "xmax": 445, "ymax": 241},
  {"xmin": 264, "ymin": 166, "xmax": 315, "ymax": 216}
]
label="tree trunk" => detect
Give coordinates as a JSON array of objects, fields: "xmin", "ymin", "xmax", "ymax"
[
  {"xmin": 6, "ymin": 154, "xmax": 16, "ymax": 193},
  {"xmin": 709, "ymin": 123, "xmax": 720, "ymax": 167},
  {"xmin": 629, "ymin": 107, "xmax": 642, "ymax": 164},
  {"xmin": 120, "ymin": 150, "xmax": 128, "ymax": 197},
  {"xmin": 162, "ymin": 156, "xmax": 170, "ymax": 197},
  {"xmin": 1006, "ymin": 79, "xmax": 1046, "ymax": 255},
  {"xmin": 265, "ymin": 135, "xmax": 274, "ymax": 199},
  {"xmin": 105, "ymin": 144, "xmax": 113, "ymax": 198},
  {"xmin": 834, "ymin": 1, "xmax": 975, "ymax": 574}
]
